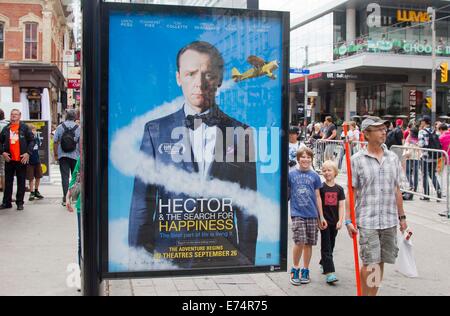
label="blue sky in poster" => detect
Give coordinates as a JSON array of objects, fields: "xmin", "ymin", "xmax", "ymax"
[{"xmin": 108, "ymin": 10, "xmax": 283, "ymax": 268}]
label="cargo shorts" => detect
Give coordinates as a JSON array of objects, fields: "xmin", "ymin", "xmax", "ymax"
[{"xmin": 359, "ymin": 227, "xmax": 399, "ymax": 265}]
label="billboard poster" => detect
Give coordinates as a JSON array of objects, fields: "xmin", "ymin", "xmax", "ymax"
[
  {"xmin": 23, "ymin": 120, "xmax": 50, "ymax": 180},
  {"xmin": 104, "ymin": 4, "xmax": 289, "ymax": 276}
]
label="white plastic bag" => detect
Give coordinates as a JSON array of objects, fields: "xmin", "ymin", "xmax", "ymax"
[{"xmin": 395, "ymin": 233, "xmax": 419, "ymax": 278}]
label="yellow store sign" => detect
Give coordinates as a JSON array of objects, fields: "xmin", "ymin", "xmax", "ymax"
[{"xmin": 397, "ymin": 10, "xmax": 431, "ymax": 23}]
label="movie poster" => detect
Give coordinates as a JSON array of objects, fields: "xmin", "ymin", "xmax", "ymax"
[{"xmin": 107, "ymin": 5, "xmax": 287, "ymax": 274}]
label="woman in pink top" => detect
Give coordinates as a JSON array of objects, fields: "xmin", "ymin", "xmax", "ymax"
[{"xmin": 438, "ymin": 124, "xmax": 450, "ymax": 162}]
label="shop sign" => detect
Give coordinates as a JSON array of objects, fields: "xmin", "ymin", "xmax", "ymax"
[
  {"xmin": 68, "ymin": 79, "xmax": 81, "ymax": 89},
  {"xmin": 68, "ymin": 67, "xmax": 81, "ymax": 79},
  {"xmin": 367, "ymin": 3, "xmax": 430, "ymax": 28},
  {"xmin": 338, "ymin": 45, "xmax": 348, "ymax": 56},
  {"xmin": 409, "ymin": 90, "xmax": 417, "ymax": 119},
  {"xmin": 397, "ymin": 10, "xmax": 430, "ymax": 23},
  {"xmin": 335, "ymin": 40, "xmax": 450, "ymax": 59},
  {"xmin": 325, "ymin": 73, "xmax": 358, "ymax": 80},
  {"xmin": 64, "ymin": 50, "xmax": 75, "ymax": 62}
]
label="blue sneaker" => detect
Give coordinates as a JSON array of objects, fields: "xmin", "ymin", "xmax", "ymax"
[
  {"xmin": 290, "ymin": 268, "xmax": 301, "ymax": 286},
  {"xmin": 326, "ymin": 274, "xmax": 339, "ymax": 284},
  {"xmin": 301, "ymin": 268, "xmax": 311, "ymax": 284}
]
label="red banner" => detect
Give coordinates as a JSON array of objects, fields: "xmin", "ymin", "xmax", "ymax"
[{"xmin": 68, "ymin": 79, "xmax": 81, "ymax": 89}]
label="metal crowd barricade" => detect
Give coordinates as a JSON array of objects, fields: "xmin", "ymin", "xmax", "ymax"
[
  {"xmin": 311, "ymin": 141, "xmax": 450, "ymax": 218},
  {"xmin": 313, "ymin": 139, "xmax": 367, "ymax": 173},
  {"xmin": 391, "ymin": 145, "xmax": 450, "ymax": 219},
  {"xmin": 313, "ymin": 140, "xmax": 344, "ymax": 172}
]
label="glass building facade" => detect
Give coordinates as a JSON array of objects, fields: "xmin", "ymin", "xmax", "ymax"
[
  {"xmin": 334, "ymin": 3, "xmax": 450, "ymax": 59},
  {"xmin": 104, "ymin": 0, "xmax": 247, "ymax": 8}
]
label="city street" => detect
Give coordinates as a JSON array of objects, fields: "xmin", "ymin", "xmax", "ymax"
[
  {"xmin": 1, "ymin": 167, "xmax": 449, "ymax": 296},
  {"xmin": 3, "ymin": 0, "xmax": 450, "ymax": 299}
]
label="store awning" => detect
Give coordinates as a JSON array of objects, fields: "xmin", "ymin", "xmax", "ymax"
[{"xmin": 9, "ymin": 63, "xmax": 65, "ymax": 92}]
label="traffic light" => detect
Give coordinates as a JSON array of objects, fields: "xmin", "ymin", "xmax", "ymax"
[
  {"xmin": 309, "ymin": 97, "xmax": 316, "ymax": 108},
  {"xmin": 441, "ymin": 62, "xmax": 448, "ymax": 83},
  {"xmin": 426, "ymin": 97, "xmax": 432, "ymax": 109}
]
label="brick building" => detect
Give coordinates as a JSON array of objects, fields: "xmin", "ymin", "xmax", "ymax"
[{"xmin": 0, "ymin": 0, "xmax": 75, "ymax": 123}]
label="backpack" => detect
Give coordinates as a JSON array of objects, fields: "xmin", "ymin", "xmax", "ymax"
[
  {"xmin": 60, "ymin": 123, "xmax": 79, "ymax": 153},
  {"xmin": 424, "ymin": 129, "xmax": 442, "ymax": 160},
  {"xmin": 385, "ymin": 130, "xmax": 397, "ymax": 149},
  {"xmin": 424, "ymin": 129, "xmax": 442, "ymax": 150}
]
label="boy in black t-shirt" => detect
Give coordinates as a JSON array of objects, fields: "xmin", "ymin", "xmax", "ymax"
[
  {"xmin": 319, "ymin": 160, "xmax": 345, "ymax": 284},
  {"xmin": 27, "ymin": 125, "xmax": 44, "ymax": 201}
]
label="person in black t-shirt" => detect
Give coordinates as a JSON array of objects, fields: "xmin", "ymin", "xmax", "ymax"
[
  {"xmin": 322, "ymin": 117, "xmax": 337, "ymax": 161},
  {"xmin": 319, "ymin": 160, "xmax": 345, "ymax": 284},
  {"xmin": 27, "ymin": 125, "xmax": 44, "ymax": 201}
]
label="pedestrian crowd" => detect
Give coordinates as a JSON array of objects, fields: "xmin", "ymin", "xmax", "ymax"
[
  {"xmin": 0, "ymin": 108, "xmax": 81, "ymax": 211},
  {"xmin": 287, "ymin": 114, "xmax": 450, "ymax": 295},
  {"xmin": 0, "ymin": 108, "xmax": 82, "ymax": 290}
]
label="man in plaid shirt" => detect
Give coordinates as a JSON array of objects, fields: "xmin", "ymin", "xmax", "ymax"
[
  {"xmin": 418, "ymin": 115, "xmax": 442, "ymax": 201},
  {"xmin": 346, "ymin": 116, "xmax": 408, "ymax": 296}
]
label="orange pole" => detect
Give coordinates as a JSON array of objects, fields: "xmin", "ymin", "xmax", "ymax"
[{"xmin": 343, "ymin": 124, "xmax": 362, "ymax": 297}]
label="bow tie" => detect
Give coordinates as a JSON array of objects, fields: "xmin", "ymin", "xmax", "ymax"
[{"xmin": 185, "ymin": 112, "xmax": 220, "ymax": 130}]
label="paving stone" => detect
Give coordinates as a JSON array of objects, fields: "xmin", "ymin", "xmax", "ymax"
[
  {"xmin": 133, "ymin": 286, "xmax": 157, "ymax": 296},
  {"xmin": 200, "ymin": 289, "xmax": 225, "ymax": 296},
  {"xmin": 178, "ymin": 290, "xmax": 203, "ymax": 296},
  {"xmin": 132, "ymin": 279, "xmax": 155, "ymax": 287},
  {"xmin": 218, "ymin": 284, "xmax": 246, "ymax": 296},
  {"xmin": 175, "ymin": 279, "xmax": 199, "ymax": 291},
  {"xmin": 194, "ymin": 278, "xmax": 220, "ymax": 290}
]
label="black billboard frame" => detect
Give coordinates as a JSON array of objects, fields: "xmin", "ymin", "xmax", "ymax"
[{"xmin": 98, "ymin": 2, "xmax": 290, "ymax": 280}]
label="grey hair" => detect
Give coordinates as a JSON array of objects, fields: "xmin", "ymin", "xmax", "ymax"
[{"xmin": 65, "ymin": 109, "xmax": 77, "ymax": 121}]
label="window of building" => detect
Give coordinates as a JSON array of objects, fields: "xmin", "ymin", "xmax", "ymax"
[
  {"xmin": 24, "ymin": 22, "xmax": 38, "ymax": 60},
  {"xmin": 0, "ymin": 22, "xmax": 4, "ymax": 59},
  {"xmin": 357, "ymin": 85, "xmax": 386, "ymax": 116}
]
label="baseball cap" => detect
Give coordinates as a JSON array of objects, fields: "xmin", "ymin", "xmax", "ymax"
[
  {"xmin": 289, "ymin": 126, "xmax": 300, "ymax": 134},
  {"xmin": 361, "ymin": 116, "xmax": 387, "ymax": 132},
  {"xmin": 420, "ymin": 115, "xmax": 432, "ymax": 124},
  {"xmin": 396, "ymin": 119, "xmax": 404, "ymax": 127}
]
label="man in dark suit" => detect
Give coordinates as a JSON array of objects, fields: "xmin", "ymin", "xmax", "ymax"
[{"xmin": 129, "ymin": 41, "xmax": 258, "ymax": 269}]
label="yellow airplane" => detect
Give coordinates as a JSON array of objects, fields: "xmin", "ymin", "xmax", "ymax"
[{"xmin": 232, "ymin": 56, "xmax": 279, "ymax": 82}]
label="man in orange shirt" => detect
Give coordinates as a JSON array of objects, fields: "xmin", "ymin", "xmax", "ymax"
[{"xmin": 0, "ymin": 109, "xmax": 35, "ymax": 211}]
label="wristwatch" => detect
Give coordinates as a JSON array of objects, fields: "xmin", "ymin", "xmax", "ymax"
[
  {"xmin": 345, "ymin": 219, "xmax": 353, "ymax": 226},
  {"xmin": 399, "ymin": 215, "xmax": 407, "ymax": 221}
]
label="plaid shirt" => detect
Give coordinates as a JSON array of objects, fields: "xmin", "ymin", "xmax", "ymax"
[
  {"xmin": 418, "ymin": 127, "xmax": 435, "ymax": 162},
  {"xmin": 351, "ymin": 145, "xmax": 401, "ymax": 230}
]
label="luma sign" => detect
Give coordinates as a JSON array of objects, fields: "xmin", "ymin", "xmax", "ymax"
[
  {"xmin": 396, "ymin": 10, "xmax": 430, "ymax": 23},
  {"xmin": 367, "ymin": 3, "xmax": 430, "ymax": 28}
]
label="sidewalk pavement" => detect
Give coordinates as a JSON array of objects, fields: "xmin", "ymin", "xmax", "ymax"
[
  {"xmin": 107, "ymin": 175, "xmax": 450, "ymax": 297},
  {"xmin": 1, "ymin": 165, "xmax": 449, "ymax": 296},
  {"xmin": 0, "ymin": 164, "xmax": 80, "ymax": 296}
]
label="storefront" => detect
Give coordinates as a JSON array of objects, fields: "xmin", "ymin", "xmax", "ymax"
[
  {"xmin": 9, "ymin": 63, "xmax": 65, "ymax": 124},
  {"xmin": 290, "ymin": 0, "xmax": 450, "ymax": 124},
  {"xmin": 334, "ymin": 2, "xmax": 450, "ymax": 58}
]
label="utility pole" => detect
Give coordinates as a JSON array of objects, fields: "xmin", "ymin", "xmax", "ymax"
[
  {"xmin": 429, "ymin": 6, "xmax": 437, "ymax": 123},
  {"xmin": 304, "ymin": 45, "xmax": 309, "ymax": 128}
]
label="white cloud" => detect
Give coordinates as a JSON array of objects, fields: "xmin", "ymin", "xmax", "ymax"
[{"xmin": 109, "ymin": 219, "xmax": 177, "ymax": 271}]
